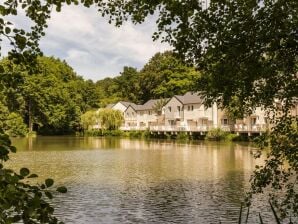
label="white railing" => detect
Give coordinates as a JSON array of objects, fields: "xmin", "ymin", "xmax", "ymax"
[
  {"xmin": 120, "ymin": 124, "xmax": 267, "ymax": 133},
  {"xmin": 120, "ymin": 126, "xmax": 147, "ymax": 131},
  {"xmin": 234, "ymin": 124, "xmax": 267, "ymax": 132},
  {"xmin": 149, "ymin": 125, "xmax": 210, "ymax": 132}
]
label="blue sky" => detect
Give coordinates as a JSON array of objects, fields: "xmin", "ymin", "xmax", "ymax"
[{"xmin": 3, "ymin": 5, "xmax": 170, "ymax": 81}]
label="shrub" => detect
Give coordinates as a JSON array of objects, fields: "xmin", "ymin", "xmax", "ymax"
[
  {"xmin": 5, "ymin": 113, "xmax": 28, "ymax": 137},
  {"xmin": 176, "ymin": 132, "xmax": 189, "ymax": 140},
  {"xmin": 206, "ymin": 128, "xmax": 227, "ymax": 141}
]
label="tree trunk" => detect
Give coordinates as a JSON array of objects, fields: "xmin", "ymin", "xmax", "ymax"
[{"xmin": 28, "ymin": 100, "xmax": 33, "ymax": 132}]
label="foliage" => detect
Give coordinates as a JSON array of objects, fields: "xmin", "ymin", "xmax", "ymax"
[
  {"xmin": 0, "ymin": 101, "xmax": 28, "ymax": 136},
  {"xmin": 114, "ymin": 66, "xmax": 140, "ymax": 103},
  {"xmin": 152, "ymin": 98, "xmax": 168, "ymax": 115},
  {"xmin": 84, "ymin": 129, "xmax": 124, "ymax": 137},
  {"xmin": 176, "ymin": 132, "xmax": 189, "ymax": 141},
  {"xmin": 95, "ymin": 77, "xmax": 122, "ymax": 107},
  {"xmin": 206, "ymin": 128, "xmax": 227, "ymax": 141},
  {"xmin": 1, "ymin": 0, "xmax": 297, "ymax": 218},
  {"xmin": 97, "ymin": 109, "xmax": 124, "ymax": 130},
  {"xmin": 81, "ymin": 109, "xmax": 124, "ymax": 131},
  {"xmin": 4, "ymin": 112, "xmax": 28, "ymax": 137},
  {"xmin": 95, "ymin": 52, "xmax": 199, "ymax": 104},
  {"xmin": 80, "ymin": 110, "xmax": 98, "ymax": 130},
  {"xmin": 0, "ymin": 56, "xmax": 99, "ymax": 135},
  {"xmin": 225, "ymin": 133, "xmax": 240, "ymax": 142},
  {"xmin": 138, "ymin": 51, "xmax": 200, "ymax": 103},
  {"xmin": 98, "ymin": 0, "xmax": 297, "ymax": 218},
  {"xmin": 247, "ymin": 113, "xmax": 298, "ymax": 219},
  {"xmin": 0, "ymin": 129, "xmax": 67, "ymax": 223}
]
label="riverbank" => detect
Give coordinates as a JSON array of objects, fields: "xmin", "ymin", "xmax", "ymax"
[{"xmin": 80, "ymin": 128, "xmax": 260, "ymax": 142}]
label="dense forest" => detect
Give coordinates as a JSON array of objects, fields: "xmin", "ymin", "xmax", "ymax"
[{"xmin": 0, "ymin": 51, "xmax": 200, "ymax": 136}]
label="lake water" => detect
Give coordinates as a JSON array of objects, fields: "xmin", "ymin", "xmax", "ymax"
[{"xmin": 9, "ymin": 136, "xmax": 277, "ymax": 223}]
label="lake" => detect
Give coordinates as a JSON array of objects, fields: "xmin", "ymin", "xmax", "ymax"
[{"xmin": 9, "ymin": 136, "xmax": 276, "ymax": 223}]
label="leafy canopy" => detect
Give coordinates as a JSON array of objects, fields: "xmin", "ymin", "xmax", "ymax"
[{"xmin": 1, "ymin": 0, "xmax": 297, "ymax": 220}]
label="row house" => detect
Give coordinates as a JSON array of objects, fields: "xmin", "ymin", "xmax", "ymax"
[
  {"xmin": 106, "ymin": 101, "xmax": 134, "ymax": 113},
  {"xmin": 123, "ymin": 99, "xmax": 168, "ymax": 130},
  {"xmin": 234, "ymin": 107, "xmax": 268, "ymax": 133},
  {"xmin": 106, "ymin": 92, "xmax": 296, "ymax": 134},
  {"xmin": 161, "ymin": 92, "xmax": 218, "ymax": 131}
]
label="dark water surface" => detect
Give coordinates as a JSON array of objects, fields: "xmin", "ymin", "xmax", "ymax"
[{"xmin": 9, "ymin": 137, "xmax": 278, "ymax": 223}]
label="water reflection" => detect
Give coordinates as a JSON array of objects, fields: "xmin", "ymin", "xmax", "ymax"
[{"xmin": 9, "ymin": 137, "xmax": 275, "ymax": 223}]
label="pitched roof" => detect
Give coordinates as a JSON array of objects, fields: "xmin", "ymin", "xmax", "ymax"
[
  {"xmin": 119, "ymin": 101, "xmax": 134, "ymax": 107},
  {"xmin": 125, "ymin": 98, "xmax": 170, "ymax": 112},
  {"xmin": 105, "ymin": 103, "xmax": 115, "ymax": 109},
  {"xmin": 174, "ymin": 92, "xmax": 204, "ymax": 105}
]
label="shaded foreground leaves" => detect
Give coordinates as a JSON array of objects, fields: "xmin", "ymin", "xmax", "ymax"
[{"xmin": 0, "ymin": 128, "xmax": 67, "ymax": 223}]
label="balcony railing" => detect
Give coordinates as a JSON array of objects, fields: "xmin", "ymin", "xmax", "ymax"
[
  {"xmin": 120, "ymin": 124, "xmax": 267, "ymax": 133},
  {"xmin": 234, "ymin": 124, "xmax": 267, "ymax": 132}
]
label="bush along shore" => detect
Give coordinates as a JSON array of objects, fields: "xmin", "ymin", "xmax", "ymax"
[{"xmin": 80, "ymin": 128, "xmax": 262, "ymax": 142}]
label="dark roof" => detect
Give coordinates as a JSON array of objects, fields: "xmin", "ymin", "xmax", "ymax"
[
  {"xmin": 174, "ymin": 92, "xmax": 204, "ymax": 105},
  {"xmin": 125, "ymin": 98, "xmax": 170, "ymax": 112},
  {"xmin": 127, "ymin": 103, "xmax": 142, "ymax": 111},
  {"xmin": 119, "ymin": 101, "xmax": 134, "ymax": 107}
]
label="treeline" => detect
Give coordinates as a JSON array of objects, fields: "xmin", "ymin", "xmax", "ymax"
[
  {"xmin": 0, "ymin": 56, "xmax": 99, "ymax": 136},
  {"xmin": 0, "ymin": 51, "xmax": 200, "ymax": 136},
  {"xmin": 96, "ymin": 51, "xmax": 200, "ymax": 106}
]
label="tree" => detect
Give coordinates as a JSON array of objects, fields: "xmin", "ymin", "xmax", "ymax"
[
  {"xmin": 4, "ymin": 112, "xmax": 28, "ymax": 137},
  {"xmin": 152, "ymin": 98, "xmax": 168, "ymax": 116},
  {"xmin": 95, "ymin": 77, "xmax": 122, "ymax": 107},
  {"xmin": 80, "ymin": 110, "xmax": 97, "ymax": 130},
  {"xmin": 97, "ymin": 109, "xmax": 124, "ymax": 130},
  {"xmin": 138, "ymin": 51, "xmax": 200, "ymax": 103},
  {"xmin": 114, "ymin": 66, "xmax": 140, "ymax": 103},
  {"xmin": 0, "ymin": 129, "xmax": 67, "ymax": 223},
  {"xmin": 114, "ymin": 0, "xmax": 297, "ymax": 218},
  {"xmin": 96, "ymin": 0, "xmax": 297, "ymax": 218},
  {"xmin": 1, "ymin": 0, "xmax": 297, "ymax": 219},
  {"xmin": 0, "ymin": 56, "xmax": 98, "ymax": 135}
]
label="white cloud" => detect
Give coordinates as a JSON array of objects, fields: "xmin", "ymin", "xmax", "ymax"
[{"xmin": 38, "ymin": 5, "xmax": 171, "ymax": 81}]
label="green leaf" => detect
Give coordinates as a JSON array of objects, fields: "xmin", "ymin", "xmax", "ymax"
[
  {"xmin": 45, "ymin": 178, "xmax": 54, "ymax": 187},
  {"xmin": 56, "ymin": 186, "xmax": 67, "ymax": 193},
  {"xmin": 12, "ymin": 215, "xmax": 21, "ymax": 222},
  {"xmin": 45, "ymin": 191, "xmax": 53, "ymax": 199},
  {"xmin": 20, "ymin": 168, "xmax": 30, "ymax": 176},
  {"xmin": 28, "ymin": 173, "xmax": 38, "ymax": 178},
  {"xmin": 5, "ymin": 27, "xmax": 11, "ymax": 34},
  {"xmin": 10, "ymin": 146, "xmax": 17, "ymax": 153}
]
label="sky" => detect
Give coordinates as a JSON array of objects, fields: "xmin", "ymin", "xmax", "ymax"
[{"xmin": 3, "ymin": 5, "xmax": 171, "ymax": 81}]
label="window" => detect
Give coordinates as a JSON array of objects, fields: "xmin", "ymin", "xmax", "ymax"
[
  {"xmin": 168, "ymin": 106, "xmax": 171, "ymax": 112},
  {"xmin": 222, "ymin": 119, "xmax": 228, "ymax": 125},
  {"xmin": 149, "ymin": 110, "xmax": 152, "ymax": 115},
  {"xmin": 251, "ymin": 118, "xmax": 257, "ymax": 125},
  {"xmin": 177, "ymin": 106, "xmax": 181, "ymax": 111},
  {"xmin": 187, "ymin": 105, "xmax": 194, "ymax": 111}
]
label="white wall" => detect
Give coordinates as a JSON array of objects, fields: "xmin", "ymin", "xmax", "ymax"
[
  {"xmin": 124, "ymin": 106, "xmax": 137, "ymax": 127},
  {"xmin": 137, "ymin": 110, "xmax": 158, "ymax": 127},
  {"xmin": 164, "ymin": 97, "xmax": 184, "ymax": 125}
]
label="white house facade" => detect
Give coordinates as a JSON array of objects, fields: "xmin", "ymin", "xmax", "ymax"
[{"xmin": 99, "ymin": 92, "xmax": 285, "ymax": 134}]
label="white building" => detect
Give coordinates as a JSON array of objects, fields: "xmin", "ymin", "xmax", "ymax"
[
  {"xmin": 163, "ymin": 92, "xmax": 217, "ymax": 131},
  {"xmin": 123, "ymin": 99, "xmax": 169, "ymax": 130}
]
